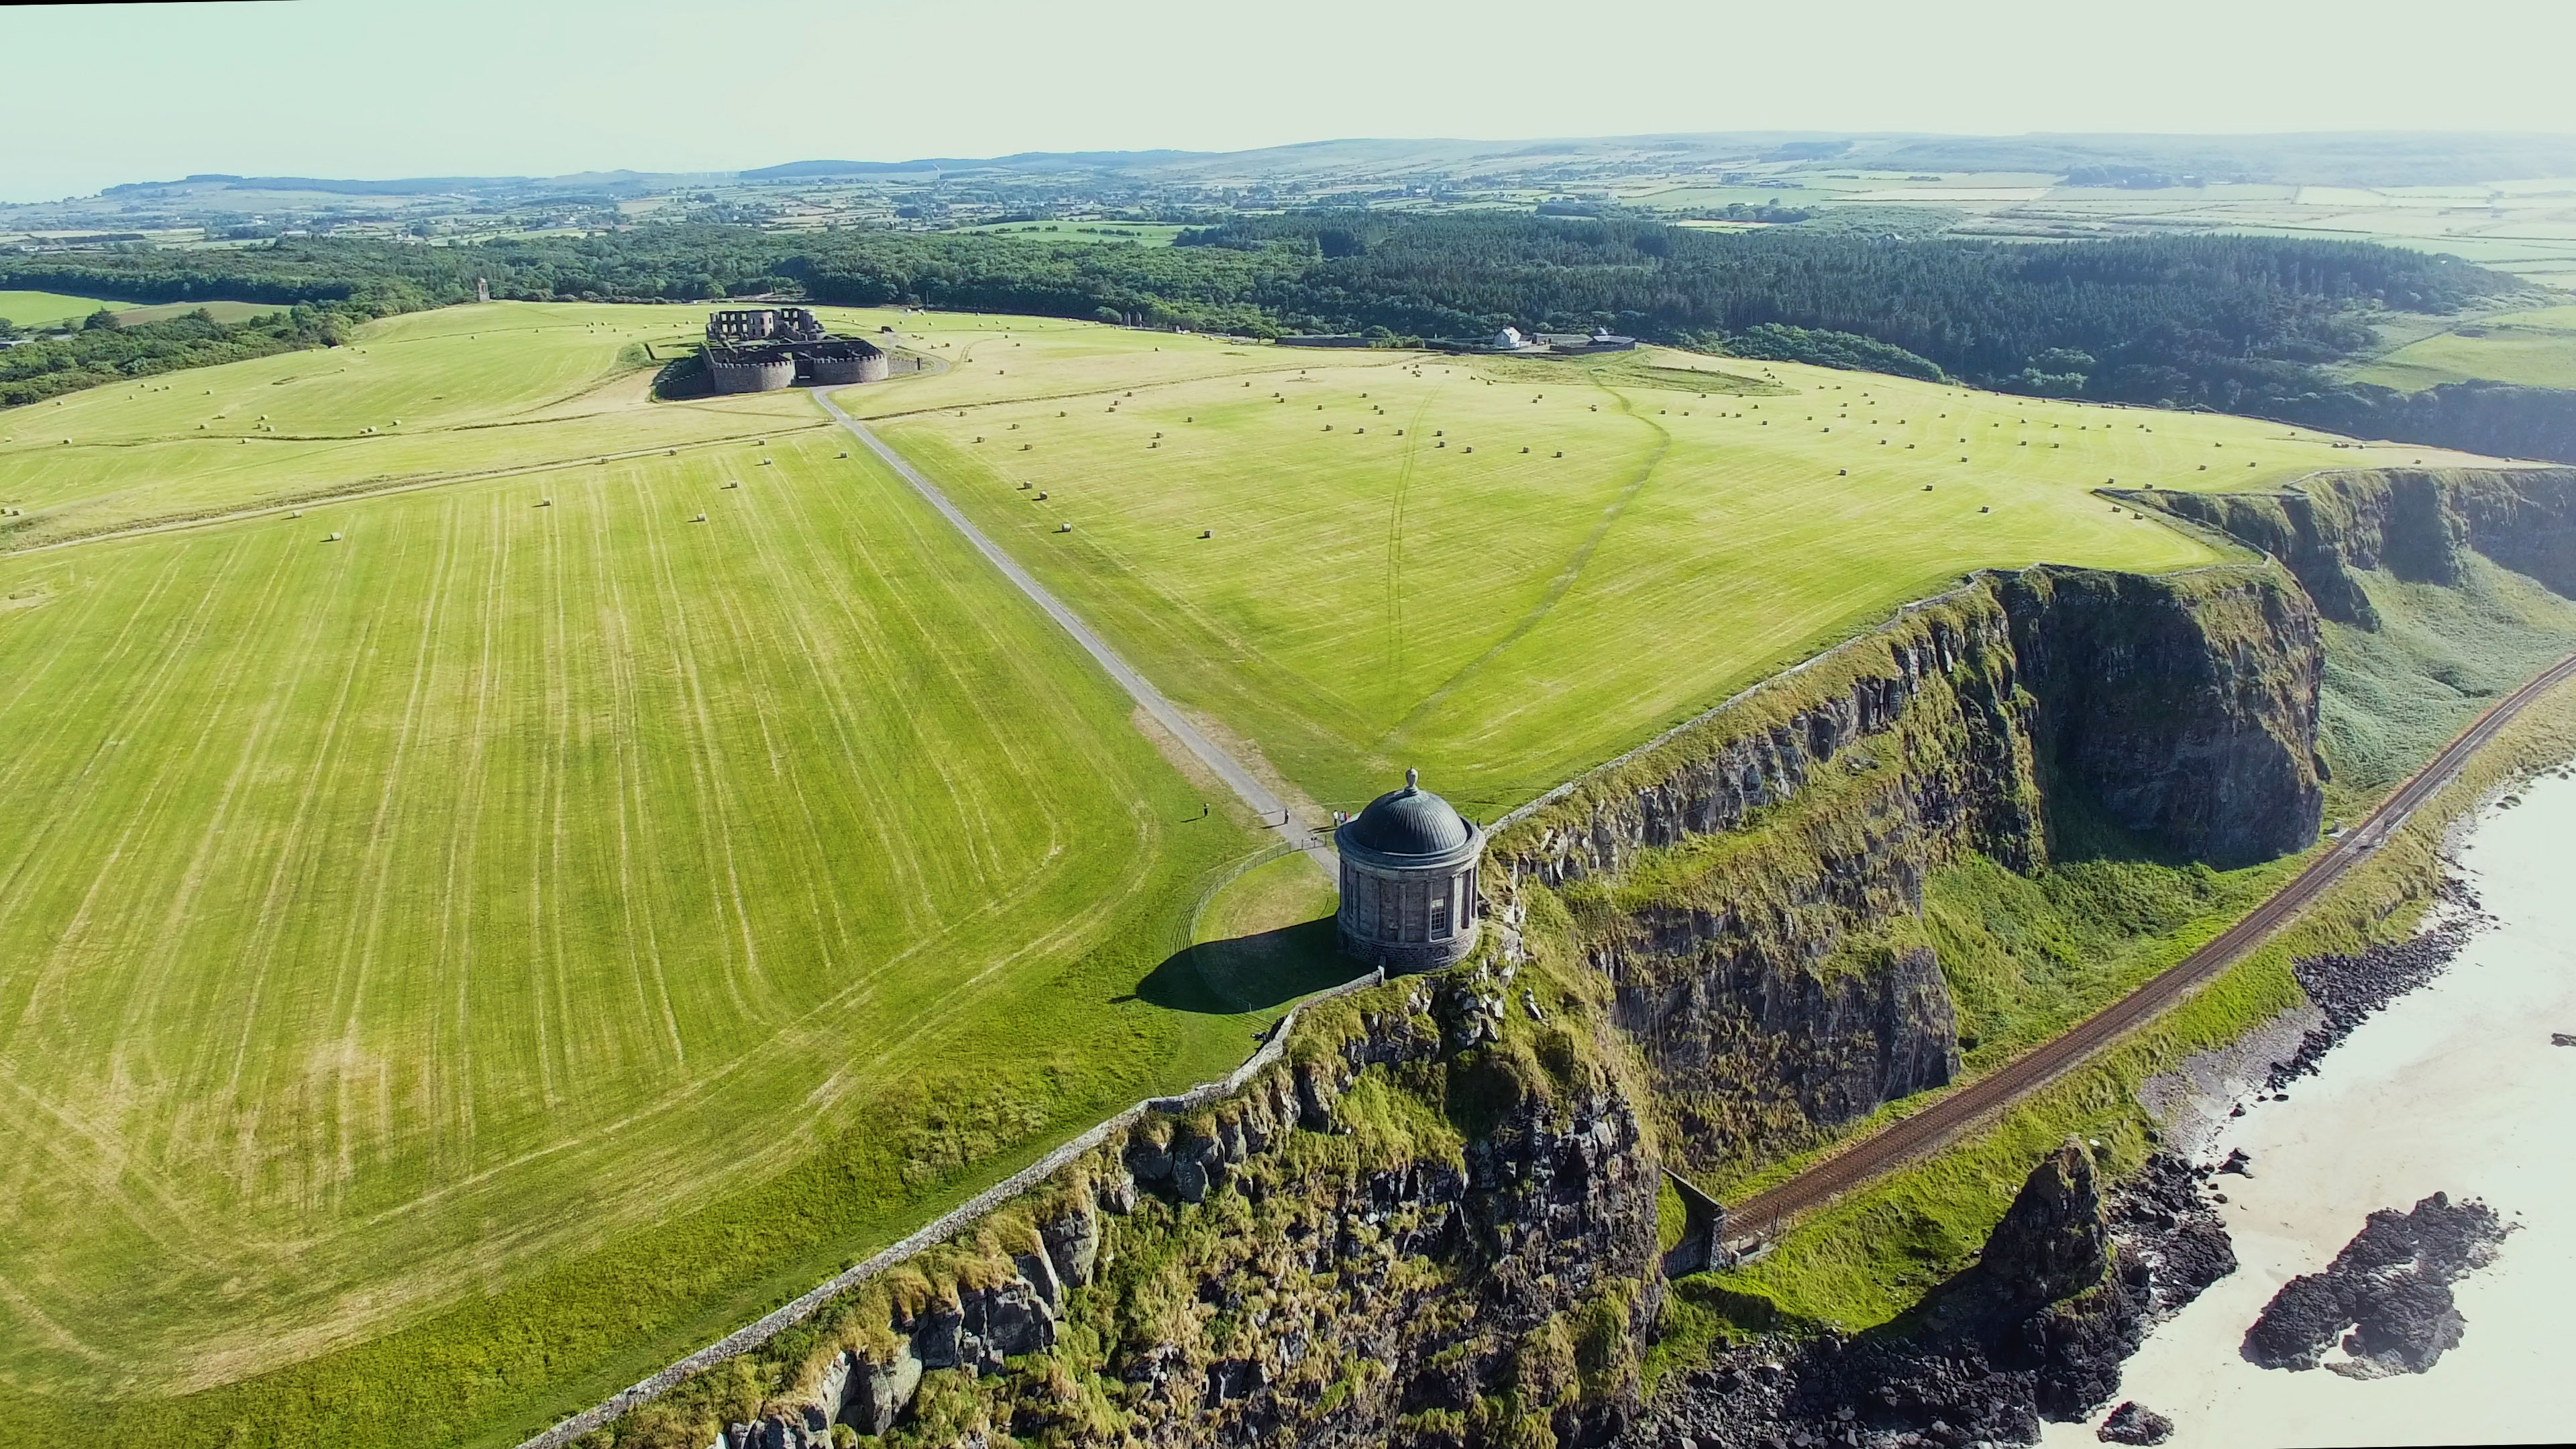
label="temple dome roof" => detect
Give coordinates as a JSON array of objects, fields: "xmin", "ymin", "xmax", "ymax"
[{"xmin": 1343, "ymin": 769, "xmax": 1472, "ymax": 857}]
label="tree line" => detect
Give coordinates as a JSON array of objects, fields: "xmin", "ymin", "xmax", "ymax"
[
  {"xmin": 5, "ymin": 218, "xmax": 2560, "ymax": 462},
  {"xmin": 0, "ymin": 301, "xmax": 398, "ymax": 409}
]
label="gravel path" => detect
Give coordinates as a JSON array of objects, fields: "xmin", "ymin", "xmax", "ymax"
[{"xmin": 814, "ymin": 388, "xmax": 1336, "ymax": 878}]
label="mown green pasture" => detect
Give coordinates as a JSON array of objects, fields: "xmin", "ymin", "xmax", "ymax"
[
  {"xmin": 0, "ymin": 288, "xmax": 136, "ymax": 328},
  {"xmin": 99, "ymin": 298, "xmax": 289, "ymax": 325},
  {"xmin": 0, "ymin": 301, "xmax": 1257, "ymax": 553},
  {"xmin": 0, "ymin": 290, "xmax": 282, "ymax": 329},
  {"xmin": 0, "ymin": 315, "xmax": 1322, "ymax": 1444},
  {"xmin": 0, "ymin": 301, "xmax": 806, "ymax": 549},
  {"xmin": 2353, "ymin": 303, "xmax": 2576, "ymax": 392},
  {"xmin": 871, "ymin": 340, "xmax": 2503, "ymax": 816}
]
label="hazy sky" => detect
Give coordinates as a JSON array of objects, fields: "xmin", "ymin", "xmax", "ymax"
[{"xmin": 5, "ymin": 0, "xmax": 2572, "ymax": 203}]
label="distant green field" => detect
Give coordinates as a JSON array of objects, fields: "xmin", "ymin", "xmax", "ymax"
[
  {"xmin": 865, "ymin": 333, "xmax": 2504, "ymax": 816},
  {"xmin": 2353, "ymin": 304, "xmax": 2576, "ymax": 392},
  {"xmin": 0, "ymin": 288, "xmax": 131, "ymax": 328},
  {"xmin": 104, "ymin": 298, "xmax": 287, "ymax": 325},
  {"xmin": 0, "ymin": 290, "xmax": 287, "ymax": 329},
  {"xmin": 0, "ymin": 301, "xmax": 810, "ymax": 548},
  {"xmin": 0, "ymin": 305, "xmax": 1322, "ymax": 1444}
]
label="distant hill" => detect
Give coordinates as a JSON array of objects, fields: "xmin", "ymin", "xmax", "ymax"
[
  {"xmin": 68, "ymin": 131, "xmax": 2576, "ymax": 208},
  {"xmin": 741, "ymin": 150, "xmax": 1215, "ymax": 179}
]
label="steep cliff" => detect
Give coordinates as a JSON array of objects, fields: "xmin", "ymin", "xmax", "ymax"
[
  {"xmin": 1646, "ymin": 1145, "xmax": 2236, "ymax": 1446},
  {"xmin": 602, "ymin": 964, "xmax": 1663, "ymax": 1449},
  {"xmin": 1996, "ymin": 567, "xmax": 2325, "ymax": 867},
  {"xmin": 1489, "ymin": 563, "xmax": 2325, "ymax": 1178},
  {"xmin": 2133, "ymin": 466, "xmax": 2576, "ymax": 627},
  {"xmin": 2282, "ymin": 380, "xmax": 2576, "ymax": 470}
]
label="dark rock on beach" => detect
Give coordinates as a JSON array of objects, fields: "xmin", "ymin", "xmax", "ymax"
[
  {"xmin": 1648, "ymin": 1145, "xmax": 2233, "ymax": 1448},
  {"xmin": 2243, "ymin": 1191, "xmax": 2510, "ymax": 1378},
  {"xmin": 2266, "ymin": 878, "xmax": 2491, "ymax": 1091},
  {"xmin": 2096, "ymin": 1400, "xmax": 2174, "ymax": 1445}
]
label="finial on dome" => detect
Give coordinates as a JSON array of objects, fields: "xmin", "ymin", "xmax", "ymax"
[{"xmin": 1405, "ymin": 767, "xmax": 1419, "ymax": 792}]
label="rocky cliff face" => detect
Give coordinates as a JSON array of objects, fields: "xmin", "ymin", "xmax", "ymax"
[
  {"xmin": 1490, "ymin": 564, "xmax": 2324, "ymax": 1176},
  {"xmin": 2138, "ymin": 466, "xmax": 2576, "ymax": 628},
  {"xmin": 687, "ymin": 967, "xmax": 1661, "ymax": 1449},
  {"xmin": 601, "ymin": 561, "xmax": 2338, "ymax": 1449},
  {"xmin": 1646, "ymin": 1145, "xmax": 2237, "ymax": 1448},
  {"xmin": 2283, "ymin": 381, "xmax": 2576, "ymax": 470},
  {"xmin": 1998, "ymin": 567, "xmax": 2325, "ymax": 867}
]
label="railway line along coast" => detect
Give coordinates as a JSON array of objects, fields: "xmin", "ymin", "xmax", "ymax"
[{"xmin": 1719, "ymin": 647, "xmax": 2576, "ymax": 1244}]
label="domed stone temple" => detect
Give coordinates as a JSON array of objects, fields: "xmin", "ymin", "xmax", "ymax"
[{"xmin": 1334, "ymin": 769, "xmax": 1487, "ymax": 972}]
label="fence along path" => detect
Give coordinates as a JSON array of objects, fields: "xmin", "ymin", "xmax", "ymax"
[{"xmin": 516, "ymin": 963, "xmax": 1387, "ymax": 1449}]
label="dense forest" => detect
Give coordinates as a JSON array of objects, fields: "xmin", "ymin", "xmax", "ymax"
[{"xmin": 5, "ymin": 217, "xmax": 2565, "ymax": 461}]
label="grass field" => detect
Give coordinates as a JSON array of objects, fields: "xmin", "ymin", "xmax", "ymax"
[
  {"xmin": 0, "ymin": 301, "xmax": 839, "ymax": 549},
  {"xmin": 0, "ymin": 297, "xmax": 2538, "ymax": 1444},
  {"xmin": 0, "ymin": 290, "xmax": 286, "ymax": 330},
  {"xmin": 100, "ymin": 298, "xmax": 288, "ymax": 326},
  {"xmin": 0, "ymin": 307, "xmax": 1334, "ymax": 1442},
  {"xmin": 2353, "ymin": 303, "xmax": 2576, "ymax": 392},
  {"xmin": 0, "ymin": 288, "xmax": 134, "ymax": 329},
  {"xmin": 860, "ymin": 331, "xmax": 2503, "ymax": 816}
]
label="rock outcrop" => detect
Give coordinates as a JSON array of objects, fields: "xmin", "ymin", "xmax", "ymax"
[
  {"xmin": 1647, "ymin": 1147, "xmax": 2235, "ymax": 1448},
  {"xmin": 1983, "ymin": 1140, "xmax": 2113, "ymax": 1308},
  {"xmin": 698, "ymin": 967, "xmax": 1660, "ymax": 1448},
  {"xmin": 1998, "ymin": 567, "xmax": 2325, "ymax": 867},
  {"xmin": 2096, "ymin": 1400, "xmax": 2174, "ymax": 1445},
  {"xmin": 2137, "ymin": 466, "xmax": 2576, "ymax": 627},
  {"xmin": 1491, "ymin": 564, "xmax": 2324, "ymax": 1175},
  {"xmin": 2243, "ymin": 1192, "xmax": 2510, "ymax": 1378}
]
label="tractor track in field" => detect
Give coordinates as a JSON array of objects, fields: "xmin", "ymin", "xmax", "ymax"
[
  {"xmin": 1381, "ymin": 386, "xmax": 1442, "ymax": 708},
  {"xmin": 1385, "ymin": 371, "xmax": 1670, "ymax": 748},
  {"xmin": 0, "ymin": 423, "xmax": 831, "ymax": 558},
  {"xmin": 1721, "ymin": 648, "xmax": 2576, "ymax": 1242}
]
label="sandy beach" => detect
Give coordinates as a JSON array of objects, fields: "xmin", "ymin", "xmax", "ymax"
[{"xmin": 2044, "ymin": 768, "xmax": 2576, "ymax": 1448}]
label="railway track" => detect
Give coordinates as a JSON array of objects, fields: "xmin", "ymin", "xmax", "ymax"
[{"xmin": 1724, "ymin": 649, "xmax": 2576, "ymax": 1241}]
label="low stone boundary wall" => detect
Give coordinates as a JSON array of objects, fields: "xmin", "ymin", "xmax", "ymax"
[{"xmin": 517, "ymin": 965, "xmax": 1389, "ymax": 1449}]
